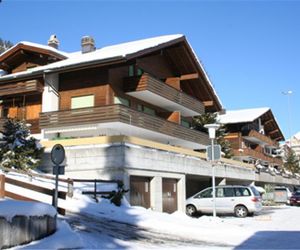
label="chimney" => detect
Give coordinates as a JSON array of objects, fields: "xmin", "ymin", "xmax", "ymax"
[
  {"xmin": 81, "ymin": 36, "xmax": 95, "ymax": 53},
  {"xmin": 48, "ymin": 34, "xmax": 59, "ymax": 49}
]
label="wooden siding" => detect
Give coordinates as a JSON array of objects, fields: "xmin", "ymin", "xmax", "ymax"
[
  {"xmin": 0, "ymin": 79, "xmax": 43, "ymax": 97},
  {"xmin": 124, "ymin": 73, "xmax": 205, "ymax": 115},
  {"xmin": 246, "ymin": 129, "xmax": 278, "ymax": 147},
  {"xmin": 39, "ymin": 104, "xmax": 209, "ymax": 145},
  {"xmin": 233, "ymin": 148, "xmax": 283, "ymax": 166}
]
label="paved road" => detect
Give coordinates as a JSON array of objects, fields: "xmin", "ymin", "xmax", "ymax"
[{"xmin": 66, "ymin": 212, "xmax": 233, "ymax": 249}]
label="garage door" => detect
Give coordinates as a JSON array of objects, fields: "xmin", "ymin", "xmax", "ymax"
[
  {"xmin": 162, "ymin": 178, "xmax": 178, "ymax": 213},
  {"xmin": 130, "ymin": 176, "xmax": 151, "ymax": 209}
]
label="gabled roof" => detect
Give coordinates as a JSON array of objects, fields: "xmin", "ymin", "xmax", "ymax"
[
  {"xmin": 0, "ymin": 41, "xmax": 69, "ymax": 62},
  {"xmin": 0, "ymin": 34, "xmax": 222, "ymax": 111},
  {"xmin": 218, "ymin": 107, "xmax": 270, "ymax": 124},
  {"xmin": 218, "ymin": 107, "xmax": 285, "ymax": 141}
]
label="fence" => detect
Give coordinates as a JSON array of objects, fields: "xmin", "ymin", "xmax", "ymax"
[{"xmin": 0, "ymin": 174, "xmax": 67, "ymax": 215}]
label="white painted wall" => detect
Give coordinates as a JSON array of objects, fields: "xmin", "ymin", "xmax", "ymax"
[{"xmin": 42, "ymin": 73, "xmax": 59, "ymax": 112}]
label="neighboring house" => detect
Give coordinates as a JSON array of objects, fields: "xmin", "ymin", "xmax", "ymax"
[
  {"xmin": 0, "ymin": 35, "xmax": 298, "ymax": 213},
  {"xmin": 289, "ymin": 131, "xmax": 300, "ymax": 158},
  {"xmin": 218, "ymin": 108, "xmax": 285, "ymax": 174}
]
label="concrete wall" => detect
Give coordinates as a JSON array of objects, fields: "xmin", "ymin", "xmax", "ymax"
[
  {"xmin": 0, "ymin": 215, "xmax": 56, "ymax": 249},
  {"xmin": 40, "ymin": 141, "xmax": 300, "ymax": 213}
]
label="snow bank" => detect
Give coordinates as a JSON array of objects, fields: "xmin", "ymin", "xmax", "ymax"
[{"xmin": 0, "ymin": 199, "xmax": 56, "ymax": 222}]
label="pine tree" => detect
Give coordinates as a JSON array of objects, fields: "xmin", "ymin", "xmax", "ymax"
[
  {"xmin": 0, "ymin": 119, "xmax": 43, "ymax": 171},
  {"xmin": 284, "ymin": 150, "xmax": 300, "ymax": 174},
  {"xmin": 0, "ymin": 38, "xmax": 13, "ymax": 54},
  {"xmin": 193, "ymin": 113, "xmax": 233, "ymax": 158}
]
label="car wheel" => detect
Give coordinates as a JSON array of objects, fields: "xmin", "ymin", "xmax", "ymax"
[
  {"xmin": 234, "ymin": 205, "xmax": 248, "ymax": 218},
  {"xmin": 186, "ymin": 204, "xmax": 197, "ymax": 217}
]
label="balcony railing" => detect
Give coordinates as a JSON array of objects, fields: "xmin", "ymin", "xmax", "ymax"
[
  {"xmin": 124, "ymin": 73, "xmax": 205, "ymax": 115},
  {"xmin": 233, "ymin": 148, "xmax": 283, "ymax": 166},
  {"xmin": 39, "ymin": 104, "xmax": 209, "ymax": 145},
  {"xmin": 243, "ymin": 129, "xmax": 278, "ymax": 147},
  {"xmin": 0, "ymin": 79, "xmax": 43, "ymax": 97}
]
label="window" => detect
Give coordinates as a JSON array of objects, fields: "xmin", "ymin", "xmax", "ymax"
[
  {"xmin": 71, "ymin": 95, "xmax": 94, "ymax": 109},
  {"xmin": 114, "ymin": 96, "xmax": 130, "ymax": 107},
  {"xmin": 224, "ymin": 187, "xmax": 235, "ymax": 197},
  {"xmin": 198, "ymin": 188, "xmax": 213, "ymax": 198},
  {"xmin": 137, "ymin": 104, "xmax": 156, "ymax": 116},
  {"xmin": 216, "ymin": 188, "xmax": 224, "ymax": 198},
  {"xmin": 128, "ymin": 65, "xmax": 144, "ymax": 77},
  {"xmin": 129, "ymin": 65, "xmax": 135, "ymax": 77},
  {"xmin": 234, "ymin": 187, "xmax": 251, "ymax": 197},
  {"xmin": 181, "ymin": 119, "xmax": 190, "ymax": 128}
]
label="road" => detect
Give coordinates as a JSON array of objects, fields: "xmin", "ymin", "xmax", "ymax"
[{"xmin": 66, "ymin": 212, "xmax": 233, "ymax": 249}]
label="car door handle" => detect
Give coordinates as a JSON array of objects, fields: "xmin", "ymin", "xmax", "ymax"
[{"xmin": 231, "ymin": 199, "xmax": 235, "ymax": 201}]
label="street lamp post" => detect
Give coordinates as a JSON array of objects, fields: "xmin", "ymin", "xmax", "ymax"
[
  {"xmin": 204, "ymin": 123, "xmax": 220, "ymax": 218},
  {"xmin": 282, "ymin": 90, "xmax": 293, "ymax": 146}
]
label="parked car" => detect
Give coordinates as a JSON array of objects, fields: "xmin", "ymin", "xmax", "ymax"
[
  {"xmin": 274, "ymin": 186, "xmax": 292, "ymax": 204},
  {"xmin": 290, "ymin": 190, "xmax": 300, "ymax": 206},
  {"xmin": 186, "ymin": 185, "xmax": 262, "ymax": 218}
]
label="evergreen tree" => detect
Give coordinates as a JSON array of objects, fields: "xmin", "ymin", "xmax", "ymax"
[
  {"xmin": 0, "ymin": 38, "xmax": 13, "ymax": 54},
  {"xmin": 284, "ymin": 150, "xmax": 300, "ymax": 174},
  {"xmin": 0, "ymin": 119, "xmax": 43, "ymax": 171},
  {"xmin": 193, "ymin": 113, "xmax": 233, "ymax": 158}
]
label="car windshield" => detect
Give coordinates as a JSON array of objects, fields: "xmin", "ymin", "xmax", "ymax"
[{"xmin": 294, "ymin": 191, "xmax": 300, "ymax": 196}]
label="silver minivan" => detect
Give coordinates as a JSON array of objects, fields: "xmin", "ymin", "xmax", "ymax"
[{"xmin": 186, "ymin": 185, "xmax": 262, "ymax": 217}]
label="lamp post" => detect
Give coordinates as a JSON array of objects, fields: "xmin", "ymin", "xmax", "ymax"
[
  {"xmin": 282, "ymin": 90, "xmax": 293, "ymax": 146},
  {"xmin": 204, "ymin": 123, "xmax": 220, "ymax": 218}
]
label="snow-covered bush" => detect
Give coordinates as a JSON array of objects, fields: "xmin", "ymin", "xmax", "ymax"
[{"xmin": 0, "ymin": 119, "xmax": 44, "ymax": 171}]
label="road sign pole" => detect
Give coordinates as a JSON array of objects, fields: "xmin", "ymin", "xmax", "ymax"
[
  {"xmin": 211, "ymin": 138, "xmax": 216, "ymax": 218},
  {"xmin": 54, "ymin": 165, "xmax": 59, "ymax": 210}
]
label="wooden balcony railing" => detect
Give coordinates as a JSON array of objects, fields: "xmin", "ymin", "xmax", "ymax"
[
  {"xmin": 244, "ymin": 129, "xmax": 278, "ymax": 147},
  {"xmin": 39, "ymin": 104, "xmax": 209, "ymax": 145},
  {"xmin": 0, "ymin": 79, "xmax": 43, "ymax": 97},
  {"xmin": 233, "ymin": 148, "xmax": 283, "ymax": 166},
  {"xmin": 124, "ymin": 73, "xmax": 205, "ymax": 115}
]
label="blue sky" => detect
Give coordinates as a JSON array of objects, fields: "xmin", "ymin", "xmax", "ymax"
[{"xmin": 1, "ymin": 0, "xmax": 299, "ymax": 140}]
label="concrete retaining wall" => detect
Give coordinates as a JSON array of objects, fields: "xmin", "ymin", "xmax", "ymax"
[{"xmin": 0, "ymin": 215, "xmax": 56, "ymax": 249}]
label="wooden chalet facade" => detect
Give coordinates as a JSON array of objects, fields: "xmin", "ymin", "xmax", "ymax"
[
  {"xmin": 0, "ymin": 35, "xmax": 221, "ymax": 149},
  {"xmin": 218, "ymin": 108, "xmax": 285, "ymax": 172}
]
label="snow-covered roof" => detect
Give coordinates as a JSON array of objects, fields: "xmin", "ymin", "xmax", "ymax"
[
  {"xmin": 0, "ymin": 41, "xmax": 69, "ymax": 58},
  {"xmin": 293, "ymin": 131, "xmax": 300, "ymax": 140},
  {"xmin": 0, "ymin": 34, "xmax": 184, "ymax": 80},
  {"xmin": 218, "ymin": 107, "xmax": 270, "ymax": 124}
]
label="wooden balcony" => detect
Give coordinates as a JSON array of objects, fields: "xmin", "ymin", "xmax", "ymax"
[
  {"xmin": 0, "ymin": 79, "xmax": 43, "ymax": 97},
  {"xmin": 124, "ymin": 73, "xmax": 205, "ymax": 116},
  {"xmin": 233, "ymin": 148, "xmax": 283, "ymax": 166},
  {"xmin": 243, "ymin": 129, "xmax": 278, "ymax": 147},
  {"xmin": 40, "ymin": 104, "xmax": 209, "ymax": 146}
]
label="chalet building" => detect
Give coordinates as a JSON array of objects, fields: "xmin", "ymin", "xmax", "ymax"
[
  {"xmin": 218, "ymin": 108, "xmax": 285, "ymax": 173},
  {"xmin": 0, "ymin": 35, "xmax": 299, "ymax": 213}
]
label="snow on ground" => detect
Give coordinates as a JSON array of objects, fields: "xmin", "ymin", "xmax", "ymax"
[
  {"xmin": 2, "ymin": 171, "xmax": 300, "ymax": 249},
  {"xmin": 0, "ymin": 199, "xmax": 56, "ymax": 221}
]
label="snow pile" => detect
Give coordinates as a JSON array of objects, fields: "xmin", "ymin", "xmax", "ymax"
[{"xmin": 0, "ymin": 199, "xmax": 56, "ymax": 221}]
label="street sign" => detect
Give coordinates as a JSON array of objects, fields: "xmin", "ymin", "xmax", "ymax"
[
  {"xmin": 52, "ymin": 165, "xmax": 65, "ymax": 175},
  {"xmin": 51, "ymin": 144, "xmax": 66, "ymax": 211},
  {"xmin": 51, "ymin": 144, "xmax": 65, "ymax": 165},
  {"xmin": 206, "ymin": 145, "xmax": 221, "ymax": 161}
]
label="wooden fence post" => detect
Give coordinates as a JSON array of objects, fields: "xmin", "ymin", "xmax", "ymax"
[
  {"xmin": 67, "ymin": 179, "xmax": 74, "ymax": 198},
  {"xmin": 0, "ymin": 174, "xmax": 5, "ymax": 198}
]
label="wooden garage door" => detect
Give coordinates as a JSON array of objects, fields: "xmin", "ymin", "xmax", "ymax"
[
  {"xmin": 130, "ymin": 176, "xmax": 151, "ymax": 209},
  {"xmin": 162, "ymin": 178, "xmax": 178, "ymax": 213}
]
